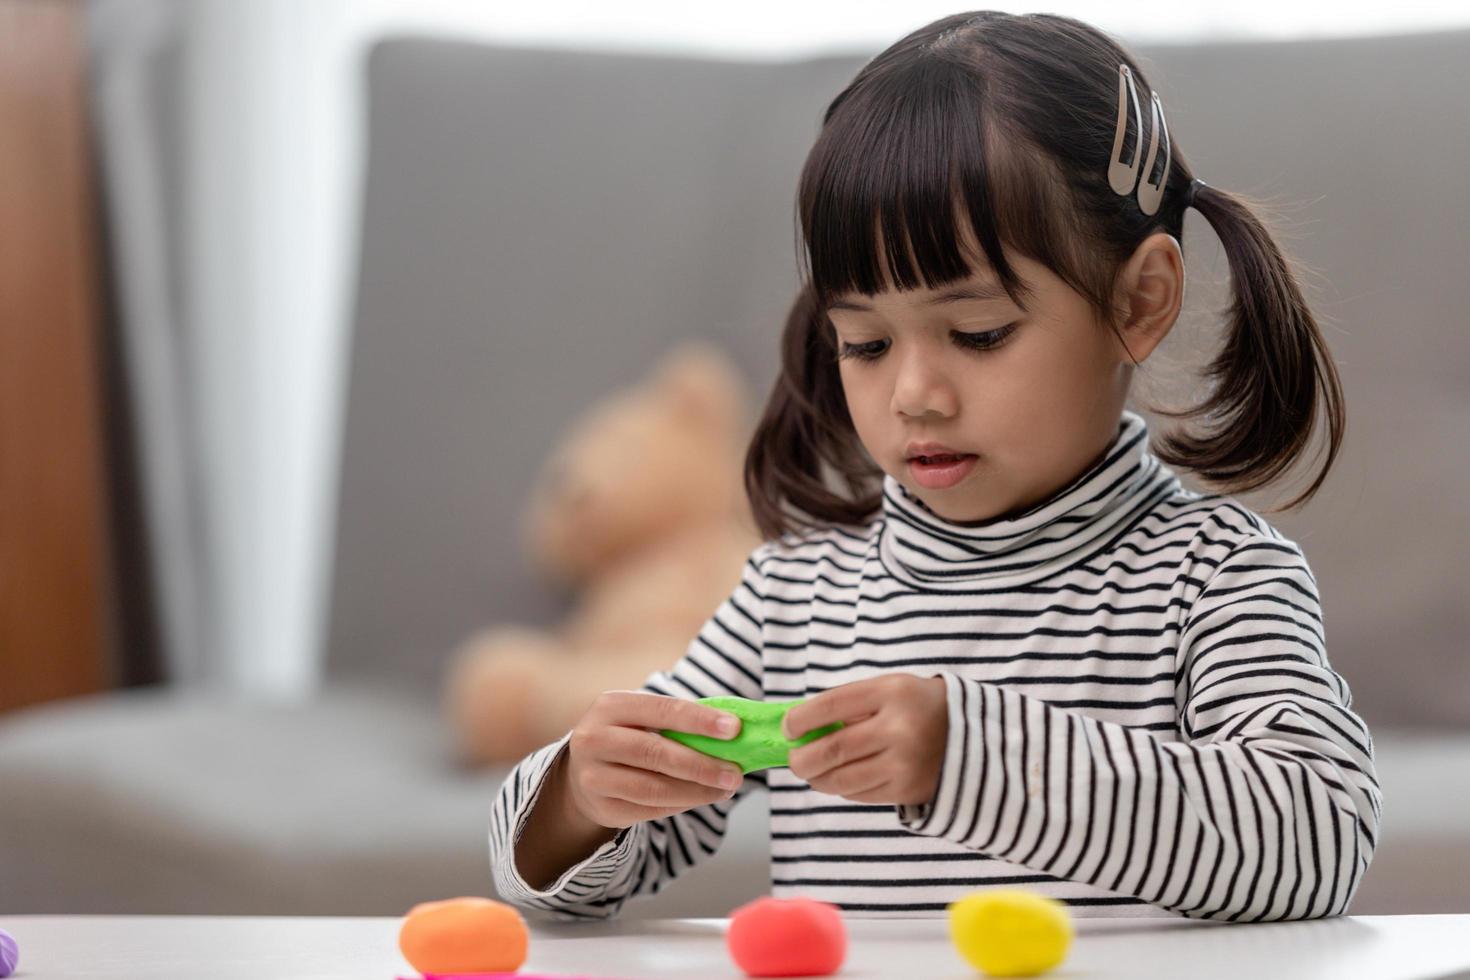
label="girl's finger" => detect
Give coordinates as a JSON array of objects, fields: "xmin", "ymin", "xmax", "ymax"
[
  {"xmin": 789, "ymin": 717, "xmax": 888, "ymax": 781},
  {"xmin": 598, "ymin": 690, "xmax": 742, "ymax": 740},
  {"xmin": 808, "ymin": 755, "xmax": 891, "ymax": 800},
  {"xmin": 783, "ymin": 678, "xmax": 883, "ymax": 740},
  {"xmin": 593, "ymin": 762, "xmax": 738, "ymax": 810},
  {"xmin": 597, "ymin": 724, "xmax": 744, "ymax": 790}
]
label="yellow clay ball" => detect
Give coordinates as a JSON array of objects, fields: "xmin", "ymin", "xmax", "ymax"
[{"xmin": 948, "ymin": 889, "xmax": 1073, "ymax": 977}]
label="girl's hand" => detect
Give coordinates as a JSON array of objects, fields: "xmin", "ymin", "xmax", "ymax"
[
  {"xmin": 783, "ymin": 674, "xmax": 948, "ymax": 805},
  {"xmin": 564, "ymin": 691, "xmax": 747, "ymax": 829}
]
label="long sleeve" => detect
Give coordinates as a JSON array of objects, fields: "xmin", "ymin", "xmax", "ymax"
[
  {"xmin": 896, "ymin": 534, "xmax": 1383, "ymax": 922},
  {"xmin": 487, "ymin": 551, "xmax": 769, "ymax": 920}
]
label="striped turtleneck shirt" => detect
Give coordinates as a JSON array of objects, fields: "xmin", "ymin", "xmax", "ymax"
[{"xmin": 488, "ymin": 409, "xmax": 1382, "ymax": 922}]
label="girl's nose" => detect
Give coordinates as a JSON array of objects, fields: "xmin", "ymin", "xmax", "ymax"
[{"xmin": 891, "ymin": 348, "xmax": 960, "ymax": 419}]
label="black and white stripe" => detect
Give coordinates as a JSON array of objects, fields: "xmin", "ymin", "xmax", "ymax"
[{"xmin": 489, "ymin": 410, "xmax": 1382, "ymax": 922}]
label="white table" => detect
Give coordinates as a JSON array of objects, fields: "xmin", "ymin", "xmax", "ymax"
[{"xmin": 2, "ymin": 914, "xmax": 1469, "ymax": 979}]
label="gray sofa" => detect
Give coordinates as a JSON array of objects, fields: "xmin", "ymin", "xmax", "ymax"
[{"xmin": 2, "ymin": 26, "xmax": 1468, "ymax": 917}]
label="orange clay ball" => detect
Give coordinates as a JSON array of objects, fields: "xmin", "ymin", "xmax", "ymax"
[
  {"xmin": 398, "ymin": 896, "xmax": 529, "ymax": 975},
  {"xmin": 727, "ymin": 896, "xmax": 847, "ymax": 977}
]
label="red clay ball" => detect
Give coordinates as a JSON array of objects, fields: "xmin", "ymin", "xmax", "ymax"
[{"xmin": 727, "ymin": 896, "xmax": 847, "ymax": 977}]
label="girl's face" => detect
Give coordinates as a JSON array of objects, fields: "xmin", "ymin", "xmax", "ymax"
[{"xmin": 827, "ymin": 231, "xmax": 1182, "ymax": 525}]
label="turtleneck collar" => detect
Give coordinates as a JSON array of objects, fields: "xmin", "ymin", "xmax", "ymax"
[{"xmin": 876, "ymin": 410, "xmax": 1181, "ymax": 591}]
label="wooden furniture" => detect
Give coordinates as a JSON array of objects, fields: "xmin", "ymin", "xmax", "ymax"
[{"xmin": 0, "ymin": 0, "xmax": 112, "ymax": 713}]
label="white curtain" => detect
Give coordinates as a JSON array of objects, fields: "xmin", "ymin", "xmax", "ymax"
[{"xmin": 88, "ymin": 0, "xmax": 364, "ymax": 699}]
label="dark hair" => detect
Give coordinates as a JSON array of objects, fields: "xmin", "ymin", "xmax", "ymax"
[{"xmin": 743, "ymin": 10, "xmax": 1346, "ymax": 543}]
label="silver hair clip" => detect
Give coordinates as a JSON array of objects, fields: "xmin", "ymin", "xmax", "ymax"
[
  {"xmin": 1107, "ymin": 64, "xmax": 1143, "ymax": 196},
  {"xmin": 1108, "ymin": 64, "xmax": 1172, "ymax": 216},
  {"xmin": 1137, "ymin": 90, "xmax": 1171, "ymax": 215}
]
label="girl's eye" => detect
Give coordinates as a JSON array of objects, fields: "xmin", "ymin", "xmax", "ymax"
[
  {"xmin": 837, "ymin": 323, "xmax": 1018, "ymax": 363},
  {"xmin": 837, "ymin": 339, "xmax": 889, "ymax": 362},
  {"xmin": 954, "ymin": 322, "xmax": 1019, "ymax": 352}
]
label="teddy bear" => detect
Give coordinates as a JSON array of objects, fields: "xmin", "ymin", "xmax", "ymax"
[{"xmin": 444, "ymin": 340, "xmax": 766, "ymax": 766}]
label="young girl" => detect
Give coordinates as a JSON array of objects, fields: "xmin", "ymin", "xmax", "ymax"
[{"xmin": 488, "ymin": 10, "xmax": 1381, "ymax": 923}]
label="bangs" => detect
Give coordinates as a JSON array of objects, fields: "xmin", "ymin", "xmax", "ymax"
[{"xmin": 798, "ymin": 56, "xmax": 1080, "ymax": 315}]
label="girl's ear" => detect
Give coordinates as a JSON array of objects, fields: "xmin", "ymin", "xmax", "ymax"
[{"xmin": 1112, "ymin": 232, "xmax": 1186, "ymax": 364}]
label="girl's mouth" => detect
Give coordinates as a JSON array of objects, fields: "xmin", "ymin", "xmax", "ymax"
[{"xmin": 908, "ymin": 454, "xmax": 978, "ymax": 490}]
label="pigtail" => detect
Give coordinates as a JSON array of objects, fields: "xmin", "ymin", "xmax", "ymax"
[
  {"xmin": 743, "ymin": 285, "xmax": 882, "ymax": 543},
  {"xmin": 1151, "ymin": 183, "xmax": 1346, "ymax": 510}
]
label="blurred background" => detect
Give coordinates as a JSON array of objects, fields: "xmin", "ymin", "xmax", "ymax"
[{"xmin": 1, "ymin": 0, "xmax": 1467, "ymax": 917}]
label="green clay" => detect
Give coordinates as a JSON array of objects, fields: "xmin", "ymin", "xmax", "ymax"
[{"xmin": 660, "ymin": 696, "xmax": 844, "ymax": 774}]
